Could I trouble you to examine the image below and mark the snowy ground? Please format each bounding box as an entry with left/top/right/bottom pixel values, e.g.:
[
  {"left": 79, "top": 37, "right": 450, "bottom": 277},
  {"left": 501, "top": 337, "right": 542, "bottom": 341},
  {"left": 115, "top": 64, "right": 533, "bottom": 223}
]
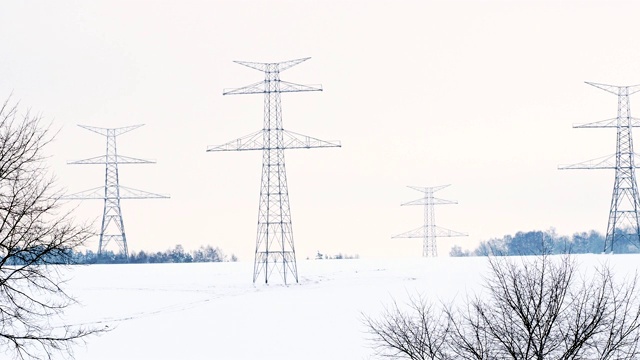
[{"left": 64, "top": 254, "right": 640, "bottom": 360}]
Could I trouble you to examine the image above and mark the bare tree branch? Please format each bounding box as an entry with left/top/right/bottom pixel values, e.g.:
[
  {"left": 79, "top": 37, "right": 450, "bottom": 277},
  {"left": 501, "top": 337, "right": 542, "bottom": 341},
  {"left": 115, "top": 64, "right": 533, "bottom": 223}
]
[
  {"left": 0, "top": 97, "right": 104, "bottom": 360},
  {"left": 363, "top": 294, "right": 451, "bottom": 360}
]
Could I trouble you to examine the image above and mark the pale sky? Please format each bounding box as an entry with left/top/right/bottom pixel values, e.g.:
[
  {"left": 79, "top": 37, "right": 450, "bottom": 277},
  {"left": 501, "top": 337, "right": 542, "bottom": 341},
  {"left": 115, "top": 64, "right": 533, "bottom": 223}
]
[{"left": 1, "top": 1, "right": 639, "bottom": 260}]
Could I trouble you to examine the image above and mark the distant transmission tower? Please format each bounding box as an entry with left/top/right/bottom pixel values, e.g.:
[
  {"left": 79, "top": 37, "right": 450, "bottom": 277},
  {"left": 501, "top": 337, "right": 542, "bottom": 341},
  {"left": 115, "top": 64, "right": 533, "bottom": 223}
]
[
  {"left": 560, "top": 82, "right": 640, "bottom": 253},
  {"left": 208, "top": 58, "right": 340, "bottom": 284},
  {"left": 66, "top": 125, "right": 169, "bottom": 257},
  {"left": 393, "top": 185, "right": 467, "bottom": 257}
]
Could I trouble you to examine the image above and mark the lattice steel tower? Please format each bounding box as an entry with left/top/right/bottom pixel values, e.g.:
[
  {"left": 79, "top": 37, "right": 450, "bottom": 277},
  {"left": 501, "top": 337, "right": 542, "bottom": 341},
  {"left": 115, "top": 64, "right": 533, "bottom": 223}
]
[
  {"left": 560, "top": 82, "right": 640, "bottom": 253},
  {"left": 208, "top": 58, "right": 340, "bottom": 284},
  {"left": 393, "top": 185, "right": 467, "bottom": 257},
  {"left": 66, "top": 125, "right": 169, "bottom": 257}
]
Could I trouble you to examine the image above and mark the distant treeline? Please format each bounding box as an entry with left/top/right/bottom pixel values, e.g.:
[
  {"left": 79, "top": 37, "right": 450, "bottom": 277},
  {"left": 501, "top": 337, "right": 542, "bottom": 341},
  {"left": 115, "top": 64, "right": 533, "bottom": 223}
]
[
  {"left": 450, "top": 229, "right": 640, "bottom": 257},
  {"left": 311, "top": 251, "right": 360, "bottom": 260},
  {"left": 7, "top": 244, "right": 234, "bottom": 265}
]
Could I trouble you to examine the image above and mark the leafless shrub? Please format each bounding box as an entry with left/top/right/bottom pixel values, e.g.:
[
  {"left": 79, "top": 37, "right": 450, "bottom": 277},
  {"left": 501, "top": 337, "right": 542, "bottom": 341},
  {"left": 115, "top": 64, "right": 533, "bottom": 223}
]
[{"left": 365, "top": 254, "right": 640, "bottom": 360}]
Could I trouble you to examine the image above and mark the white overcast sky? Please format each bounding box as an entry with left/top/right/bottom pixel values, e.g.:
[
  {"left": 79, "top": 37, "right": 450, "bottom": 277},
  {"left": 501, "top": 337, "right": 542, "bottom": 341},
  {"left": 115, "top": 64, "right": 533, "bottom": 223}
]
[{"left": 1, "top": 0, "right": 639, "bottom": 260}]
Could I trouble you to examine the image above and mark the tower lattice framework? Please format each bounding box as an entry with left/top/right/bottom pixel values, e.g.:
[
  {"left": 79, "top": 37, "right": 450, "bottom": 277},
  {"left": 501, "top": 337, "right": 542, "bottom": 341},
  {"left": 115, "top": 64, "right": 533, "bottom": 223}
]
[
  {"left": 560, "top": 82, "right": 640, "bottom": 253},
  {"left": 393, "top": 185, "right": 467, "bottom": 257},
  {"left": 208, "top": 58, "right": 340, "bottom": 284},
  {"left": 66, "top": 125, "right": 169, "bottom": 257}
]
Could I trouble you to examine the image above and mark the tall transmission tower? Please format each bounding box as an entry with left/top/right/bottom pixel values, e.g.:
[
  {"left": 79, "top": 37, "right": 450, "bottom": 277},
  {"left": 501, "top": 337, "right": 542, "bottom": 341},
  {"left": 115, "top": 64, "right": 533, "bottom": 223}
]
[
  {"left": 392, "top": 185, "right": 467, "bottom": 257},
  {"left": 66, "top": 125, "right": 169, "bottom": 257},
  {"left": 208, "top": 58, "right": 340, "bottom": 284},
  {"left": 560, "top": 82, "right": 640, "bottom": 253}
]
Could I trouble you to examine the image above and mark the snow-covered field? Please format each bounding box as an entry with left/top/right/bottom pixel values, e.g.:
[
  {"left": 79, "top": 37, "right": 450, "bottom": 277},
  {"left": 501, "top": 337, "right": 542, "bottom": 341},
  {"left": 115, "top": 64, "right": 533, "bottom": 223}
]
[{"left": 65, "top": 254, "right": 640, "bottom": 360}]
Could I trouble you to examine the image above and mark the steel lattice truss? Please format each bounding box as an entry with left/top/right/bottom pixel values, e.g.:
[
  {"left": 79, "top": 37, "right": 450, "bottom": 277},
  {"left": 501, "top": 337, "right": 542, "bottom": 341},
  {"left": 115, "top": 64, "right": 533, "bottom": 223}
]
[
  {"left": 392, "top": 185, "right": 467, "bottom": 257},
  {"left": 66, "top": 125, "right": 169, "bottom": 257},
  {"left": 560, "top": 82, "right": 640, "bottom": 252},
  {"left": 208, "top": 58, "right": 340, "bottom": 284}
]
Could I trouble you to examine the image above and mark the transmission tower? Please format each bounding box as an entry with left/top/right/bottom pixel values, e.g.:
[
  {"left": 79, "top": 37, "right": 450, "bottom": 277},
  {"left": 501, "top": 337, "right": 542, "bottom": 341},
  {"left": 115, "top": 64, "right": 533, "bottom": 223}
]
[
  {"left": 560, "top": 82, "right": 640, "bottom": 253},
  {"left": 208, "top": 58, "right": 340, "bottom": 284},
  {"left": 392, "top": 185, "right": 467, "bottom": 257},
  {"left": 66, "top": 125, "right": 169, "bottom": 257}
]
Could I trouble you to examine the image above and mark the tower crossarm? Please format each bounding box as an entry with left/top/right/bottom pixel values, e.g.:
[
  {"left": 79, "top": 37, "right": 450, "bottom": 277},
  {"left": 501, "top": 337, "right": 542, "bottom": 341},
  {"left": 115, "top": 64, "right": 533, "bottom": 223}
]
[
  {"left": 401, "top": 197, "right": 457, "bottom": 206},
  {"left": 78, "top": 124, "right": 145, "bottom": 137},
  {"left": 234, "top": 57, "right": 311, "bottom": 73},
  {"left": 223, "top": 81, "right": 322, "bottom": 95},
  {"left": 407, "top": 185, "right": 450, "bottom": 193},
  {"left": 559, "top": 154, "right": 616, "bottom": 169},
  {"left": 206, "top": 130, "right": 263, "bottom": 152},
  {"left": 392, "top": 226, "right": 468, "bottom": 239},
  {"left": 586, "top": 82, "right": 640, "bottom": 96},
  {"left": 434, "top": 226, "right": 468, "bottom": 238},
  {"left": 573, "top": 117, "right": 640, "bottom": 128},
  {"left": 392, "top": 226, "right": 426, "bottom": 239},
  {"left": 558, "top": 154, "right": 633, "bottom": 170},
  {"left": 207, "top": 129, "right": 341, "bottom": 152},
  {"left": 117, "top": 186, "right": 169, "bottom": 199},
  {"left": 281, "top": 130, "right": 341, "bottom": 149},
  {"left": 68, "top": 155, "right": 156, "bottom": 165},
  {"left": 64, "top": 186, "right": 169, "bottom": 200},
  {"left": 63, "top": 187, "right": 104, "bottom": 200}
]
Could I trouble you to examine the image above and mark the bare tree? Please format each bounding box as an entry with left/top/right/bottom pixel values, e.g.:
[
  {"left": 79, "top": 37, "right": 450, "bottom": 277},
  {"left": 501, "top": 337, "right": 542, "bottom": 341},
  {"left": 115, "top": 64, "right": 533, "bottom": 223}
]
[
  {"left": 0, "top": 98, "right": 100, "bottom": 359},
  {"left": 364, "top": 254, "right": 640, "bottom": 360}
]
